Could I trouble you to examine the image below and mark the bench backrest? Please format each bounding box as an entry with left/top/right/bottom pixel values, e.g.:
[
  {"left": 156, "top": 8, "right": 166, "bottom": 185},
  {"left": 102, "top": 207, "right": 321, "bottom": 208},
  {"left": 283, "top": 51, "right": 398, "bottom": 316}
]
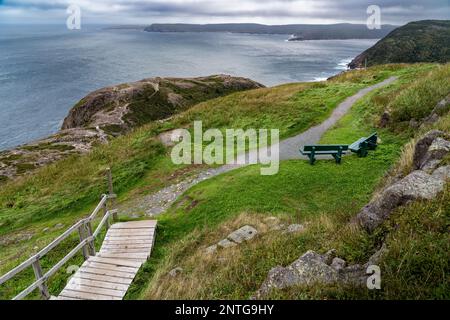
[
  {"left": 303, "top": 145, "right": 349, "bottom": 152},
  {"left": 366, "top": 132, "right": 378, "bottom": 143}
]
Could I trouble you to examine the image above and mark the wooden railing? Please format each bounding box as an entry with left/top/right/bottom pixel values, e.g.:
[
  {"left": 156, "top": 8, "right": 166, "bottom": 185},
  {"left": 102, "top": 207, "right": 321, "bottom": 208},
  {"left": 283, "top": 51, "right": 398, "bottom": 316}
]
[{"left": 0, "top": 169, "right": 118, "bottom": 300}]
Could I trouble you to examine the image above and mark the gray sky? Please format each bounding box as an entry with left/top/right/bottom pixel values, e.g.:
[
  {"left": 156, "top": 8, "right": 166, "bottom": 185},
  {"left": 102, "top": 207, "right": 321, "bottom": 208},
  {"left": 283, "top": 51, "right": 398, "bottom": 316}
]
[{"left": 0, "top": 0, "right": 449, "bottom": 25}]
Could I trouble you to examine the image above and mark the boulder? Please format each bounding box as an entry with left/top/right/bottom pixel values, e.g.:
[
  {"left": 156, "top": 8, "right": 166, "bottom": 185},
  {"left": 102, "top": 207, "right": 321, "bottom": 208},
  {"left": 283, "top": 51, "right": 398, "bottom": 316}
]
[
  {"left": 366, "top": 244, "right": 388, "bottom": 267},
  {"left": 227, "top": 225, "right": 258, "bottom": 244},
  {"left": 217, "top": 239, "right": 237, "bottom": 248},
  {"left": 283, "top": 224, "right": 305, "bottom": 234},
  {"left": 168, "top": 267, "right": 183, "bottom": 277},
  {"left": 420, "top": 137, "right": 450, "bottom": 172},
  {"left": 423, "top": 94, "right": 450, "bottom": 125},
  {"left": 413, "top": 130, "right": 445, "bottom": 169},
  {"left": 205, "top": 245, "right": 218, "bottom": 255},
  {"left": 356, "top": 170, "right": 446, "bottom": 232},
  {"left": 330, "top": 257, "right": 347, "bottom": 270},
  {"left": 379, "top": 111, "right": 390, "bottom": 128},
  {"left": 409, "top": 119, "right": 419, "bottom": 129},
  {"left": 253, "top": 250, "right": 366, "bottom": 299},
  {"left": 432, "top": 165, "right": 450, "bottom": 181}
]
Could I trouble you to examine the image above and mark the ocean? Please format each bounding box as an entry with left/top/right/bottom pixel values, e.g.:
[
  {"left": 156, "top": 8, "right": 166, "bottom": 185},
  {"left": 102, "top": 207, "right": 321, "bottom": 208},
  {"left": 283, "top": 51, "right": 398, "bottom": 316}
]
[{"left": 0, "top": 24, "right": 377, "bottom": 150}]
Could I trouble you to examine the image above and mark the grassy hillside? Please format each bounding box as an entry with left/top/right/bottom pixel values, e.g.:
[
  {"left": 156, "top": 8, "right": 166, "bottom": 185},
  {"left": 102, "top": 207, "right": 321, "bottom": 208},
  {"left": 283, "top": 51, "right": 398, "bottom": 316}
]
[
  {"left": 136, "top": 63, "right": 450, "bottom": 299},
  {"left": 0, "top": 63, "right": 447, "bottom": 299},
  {"left": 349, "top": 20, "right": 450, "bottom": 69}
]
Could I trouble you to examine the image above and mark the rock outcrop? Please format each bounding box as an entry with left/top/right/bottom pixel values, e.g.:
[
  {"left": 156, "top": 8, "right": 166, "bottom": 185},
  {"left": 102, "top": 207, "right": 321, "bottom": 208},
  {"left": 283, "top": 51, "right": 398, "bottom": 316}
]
[
  {"left": 206, "top": 225, "right": 258, "bottom": 254},
  {"left": 422, "top": 95, "right": 450, "bottom": 126},
  {"left": 356, "top": 130, "right": 450, "bottom": 232},
  {"left": 61, "top": 75, "right": 264, "bottom": 134},
  {"left": 253, "top": 247, "right": 387, "bottom": 299},
  {"left": 0, "top": 75, "right": 263, "bottom": 182},
  {"left": 254, "top": 128, "right": 448, "bottom": 298}
]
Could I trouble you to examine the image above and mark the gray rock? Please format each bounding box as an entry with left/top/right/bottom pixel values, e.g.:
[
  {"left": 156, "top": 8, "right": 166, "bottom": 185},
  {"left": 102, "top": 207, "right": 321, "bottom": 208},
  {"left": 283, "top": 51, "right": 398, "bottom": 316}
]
[
  {"left": 284, "top": 224, "right": 305, "bottom": 234},
  {"left": 432, "top": 165, "right": 450, "bottom": 181},
  {"left": 324, "top": 249, "right": 337, "bottom": 265},
  {"left": 409, "top": 119, "right": 419, "bottom": 129},
  {"left": 379, "top": 111, "right": 390, "bottom": 128},
  {"left": 168, "top": 267, "right": 183, "bottom": 277},
  {"left": 357, "top": 170, "right": 445, "bottom": 232},
  {"left": 366, "top": 244, "right": 388, "bottom": 267},
  {"left": 54, "top": 223, "right": 65, "bottom": 230},
  {"left": 253, "top": 251, "right": 339, "bottom": 298},
  {"left": 422, "top": 95, "right": 449, "bottom": 125},
  {"left": 434, "top": 94, "right": 450, "bottom": 115},
  {"left": 330, "top": 257, "right": 347, "bottom": 270},
  {"left": 421, "top": 159, "right": 443, "bottom": 173},
  {"left": 217, "top": 239, "right": 237, "bottom": 248},
  {"left": 158, "top": 129, "right": 187, "bottom": 147},
  {"left": 253, "top": 250, "right": 365, "bottom": 299},
  {"left": 205, "top": 245, "right": 218, "bottom": 255},
  {"left": 271, "top": 223, "right": 286, "bottom": 231},
  {"left": 42, "top": 227, "right": 50, "bottom": 233},
  {"left": 413, "top": 130, "right": 445, "bottom": 170},
  {"left": 227, "top": 225, "right": 258, "bottom": 244},
  {"left": 422, "top": 112, "right": 440, "bottom": 125},
  {"left": 420, "top": 137, "right": 450, "bottom": 171}
]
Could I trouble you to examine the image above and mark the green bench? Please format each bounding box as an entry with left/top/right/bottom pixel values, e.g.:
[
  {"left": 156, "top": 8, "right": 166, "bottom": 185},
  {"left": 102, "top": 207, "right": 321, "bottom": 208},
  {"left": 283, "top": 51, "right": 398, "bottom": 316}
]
[
  {"left": 349, "top": 132, "right": 378, "bottom": 157},
  {"left": 300, "top": 145, "right": 349, "bottom": 165}
]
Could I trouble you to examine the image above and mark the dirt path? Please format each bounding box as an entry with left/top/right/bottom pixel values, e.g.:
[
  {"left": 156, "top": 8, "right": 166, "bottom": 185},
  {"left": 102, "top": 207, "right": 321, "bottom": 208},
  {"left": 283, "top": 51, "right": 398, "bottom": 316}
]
[{"left": 121, "top": 77, "right": 398, "bottom": 217}]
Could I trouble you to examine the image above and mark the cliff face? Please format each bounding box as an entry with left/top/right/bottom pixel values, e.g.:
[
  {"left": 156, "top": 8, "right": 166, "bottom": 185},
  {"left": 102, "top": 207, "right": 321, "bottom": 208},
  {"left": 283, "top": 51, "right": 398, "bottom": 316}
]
[
  {"left": 349, "top": 20, "right": 450, "bottom": 69},
  {"left": 0, "top": 75, "right": 263, "bottom": 182}
]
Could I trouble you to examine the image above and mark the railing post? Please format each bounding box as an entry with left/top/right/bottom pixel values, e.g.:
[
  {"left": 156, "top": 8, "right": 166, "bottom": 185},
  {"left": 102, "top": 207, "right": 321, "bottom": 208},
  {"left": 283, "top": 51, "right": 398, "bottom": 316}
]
[
  {"left": 78, "top": 224, "right": 89, "bottom": 260},
  {"left": 103, "top": 202, "right": 110, "bottom": 231},
  {"left": 31, "top": 259, "right": 50, "bottom": 300},
  {"left": 106, "top": 168, "right": 118, "bottom": 222},
  {"left": 86, "top": 221, "right": 96, "bottom": 256}
]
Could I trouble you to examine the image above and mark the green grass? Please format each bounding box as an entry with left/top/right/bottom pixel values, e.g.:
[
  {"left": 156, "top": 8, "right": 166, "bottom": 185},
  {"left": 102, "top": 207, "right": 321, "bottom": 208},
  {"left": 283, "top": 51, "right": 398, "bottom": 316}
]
[
  {"left": 0, "top": 67, "right": 399, "bottom": 236},
  {"left": 132, "top": 63, "right": 449, "bottom": 300},
  {"left": 0, "top": 63, "right": 446, "bottom": 300}
]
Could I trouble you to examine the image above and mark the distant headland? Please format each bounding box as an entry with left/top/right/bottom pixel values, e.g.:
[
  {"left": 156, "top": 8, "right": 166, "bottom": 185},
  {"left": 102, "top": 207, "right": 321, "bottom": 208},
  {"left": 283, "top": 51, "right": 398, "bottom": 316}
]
[{"left": 144, "top": 23, "right": 398, "bottom": 40}]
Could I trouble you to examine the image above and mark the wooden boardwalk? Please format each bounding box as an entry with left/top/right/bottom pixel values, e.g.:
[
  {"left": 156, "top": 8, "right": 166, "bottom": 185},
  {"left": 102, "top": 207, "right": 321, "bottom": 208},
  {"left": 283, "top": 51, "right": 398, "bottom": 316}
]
[{"left": 53, "top": 220, "right": 157, "bottom": 300}]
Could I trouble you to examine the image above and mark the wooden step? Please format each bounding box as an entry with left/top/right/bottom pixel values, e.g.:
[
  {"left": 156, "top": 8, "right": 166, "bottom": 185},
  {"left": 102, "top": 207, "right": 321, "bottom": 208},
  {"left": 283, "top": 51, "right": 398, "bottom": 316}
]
[{"left": 56, "top": 220, "right": 157, "bottom": 300}]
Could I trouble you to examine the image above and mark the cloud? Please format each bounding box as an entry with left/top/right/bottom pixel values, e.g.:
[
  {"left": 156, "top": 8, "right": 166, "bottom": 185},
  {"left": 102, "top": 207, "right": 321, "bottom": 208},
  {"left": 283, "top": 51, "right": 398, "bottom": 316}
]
[{"left": 0, "top": 0, "right": 448, "bottom": 24}]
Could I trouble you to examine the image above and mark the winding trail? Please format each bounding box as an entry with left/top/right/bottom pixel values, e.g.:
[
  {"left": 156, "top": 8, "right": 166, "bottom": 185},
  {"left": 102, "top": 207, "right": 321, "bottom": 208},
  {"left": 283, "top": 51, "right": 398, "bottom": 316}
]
[{"left": 122, "top": 77, "right": 398, "bottom": 217}]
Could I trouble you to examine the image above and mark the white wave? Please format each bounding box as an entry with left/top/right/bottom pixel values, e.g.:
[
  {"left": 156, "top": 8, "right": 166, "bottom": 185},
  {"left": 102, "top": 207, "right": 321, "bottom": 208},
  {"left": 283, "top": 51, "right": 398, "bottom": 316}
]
[{"left": 335, "top": 58, "right": 352, "bottom": 70}]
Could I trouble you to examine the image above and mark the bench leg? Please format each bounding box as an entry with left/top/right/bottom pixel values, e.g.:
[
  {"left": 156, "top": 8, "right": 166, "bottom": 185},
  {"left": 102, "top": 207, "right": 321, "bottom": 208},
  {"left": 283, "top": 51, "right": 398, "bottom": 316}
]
[
  {"left": 333, "top": 152, "right": 343, "bottom": 164},
  {"left": 361, "top": 142, "right": 369, "bottom": 157},
  {"left": 338, "top": 150, "right": 343, "bottom": 164},
  {"left": 332, "top": 154, "right": 341, "bottom": 164},
  {"left": 309, "top": 153, "right": 316, "bottom": 165}
]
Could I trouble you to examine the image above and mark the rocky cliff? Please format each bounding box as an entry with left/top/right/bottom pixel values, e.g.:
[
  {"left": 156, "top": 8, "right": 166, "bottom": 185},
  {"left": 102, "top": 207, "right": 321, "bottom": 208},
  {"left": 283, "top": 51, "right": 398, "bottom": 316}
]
[
  {"left": 61, "top": 75, "right": 263, "bottom": 135},
  {"left": 0, "top": 75, "right": 263, "bottom": 182},
  {"left": 349, "top": 20, "right": 450, "bottom": 69}
]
